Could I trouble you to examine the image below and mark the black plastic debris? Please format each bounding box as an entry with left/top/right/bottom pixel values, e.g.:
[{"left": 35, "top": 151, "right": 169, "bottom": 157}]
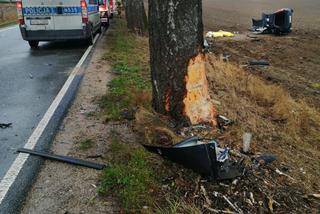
[
  {"left": 252, "top": 8, "right": 293, "bottom": 34},
  {"left": 254, "top": 153, "right": 277, "bottom": 166},
  {"left": 17, "top": 148, "right": 106, "bottom": 170},
  {"left": 248, "top": 59, "right": 270, "bottom": 66},
  {"left": 0, "top": 123, "right": 12, "bottom": 129},
  {"left": 142, "top": 137, "right": 242, "bottom": 180},
  {"left": 217, "top": 115, "right": 233, "bottom": 130}
]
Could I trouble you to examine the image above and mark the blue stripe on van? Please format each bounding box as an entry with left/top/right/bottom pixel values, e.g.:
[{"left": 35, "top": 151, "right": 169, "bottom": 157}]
[
  {"left": 87, "top": 5, "right": 98, "bottom": 13},
  {"left": 22, "top": 6, "right": 87, "bottom": 16}
]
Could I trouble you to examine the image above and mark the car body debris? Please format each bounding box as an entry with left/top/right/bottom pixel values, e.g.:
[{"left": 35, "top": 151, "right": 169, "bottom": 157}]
[
  {"left": 142, "top": 136, "right": 242, "bottom": 180},
  {"left": 242, "top": 132, "right": 252, "bottom": 153},
  {"left": 251, "top": 8, "right": 293, "bottom": 35},
  {"left": 17, "top": 148, "right": 106, "bottom": 170},
  {"left": 254, "top": 153, "right": 277, "bottom": 166},
  {"left": 217, "top": 115, "right": 233, "bottom": 130},
  {"left": 0, "top": 123, "right": 12, "bottom": 129},
  {"left": 248, "top": 59, "right": 270, "bottom": 66}
]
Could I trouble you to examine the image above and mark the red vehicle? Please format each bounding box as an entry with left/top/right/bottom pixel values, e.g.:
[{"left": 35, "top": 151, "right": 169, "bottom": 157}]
[
  {"left": 109, "top": 0, "right": 114, "bottom": 18},
  {"left": 99, "top": 0, "right": 110, "bottom": 27}
]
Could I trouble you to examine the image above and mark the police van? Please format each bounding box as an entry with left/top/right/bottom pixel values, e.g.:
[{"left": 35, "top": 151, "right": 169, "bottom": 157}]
[{"left": 16, "top": 0, "right": 102, "bottom": 48}]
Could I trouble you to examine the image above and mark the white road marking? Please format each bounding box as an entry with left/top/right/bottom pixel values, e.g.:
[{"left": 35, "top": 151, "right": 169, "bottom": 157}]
[
  {"left": 0, "top": 25, "right": 18, "bottom": 33},
  {"left": 0, "top": 34, "right": 100, "bottom": 204}
]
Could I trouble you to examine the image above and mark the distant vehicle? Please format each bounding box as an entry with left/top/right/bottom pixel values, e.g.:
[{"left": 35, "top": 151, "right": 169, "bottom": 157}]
[
  {"left": 16, "top": 0, "right": 102, "bottom": 48},
  {"left": 109, "top": 0, "right": 114, "bottom": 18},
  {"left": 99, "top": 0, "right": 110, "bottom": 27}
]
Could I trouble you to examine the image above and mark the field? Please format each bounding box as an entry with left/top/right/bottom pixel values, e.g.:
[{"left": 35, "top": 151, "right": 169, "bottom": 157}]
[
  {"left": 203, "top": 0, "right": 320, "bottom": 108},
  {"left": 0, "top": 3, "right": 16, "bottom": 27},
  {"left": 203, "top": 0, "right": 320, "bottom": 193}
]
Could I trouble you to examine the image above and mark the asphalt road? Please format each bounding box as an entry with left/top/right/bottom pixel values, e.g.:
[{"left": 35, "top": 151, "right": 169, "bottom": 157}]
[{"left": 0, "top": 26, "right": 87, "bottom": 179}]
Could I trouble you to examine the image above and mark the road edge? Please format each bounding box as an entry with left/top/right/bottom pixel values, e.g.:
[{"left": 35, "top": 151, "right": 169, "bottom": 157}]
[{"left": 0, "top": 34, "right": 100, "bottom": 214}]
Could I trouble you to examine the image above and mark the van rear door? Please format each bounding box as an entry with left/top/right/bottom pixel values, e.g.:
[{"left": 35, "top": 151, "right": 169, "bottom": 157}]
[
  {"left": 22, "top": 0, "right": 56, "bottom": 31},
  {"left": 50, "top": 0, "right": 83, "bottom": 31}
]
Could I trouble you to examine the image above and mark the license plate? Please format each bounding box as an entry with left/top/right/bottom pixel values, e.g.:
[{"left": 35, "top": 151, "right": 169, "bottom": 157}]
[
  {"left": 30, "top": 19, "right": 49, "bottom": 25},
  {"left": 101, "top": 18, "right": 108, "bottom": 22}
]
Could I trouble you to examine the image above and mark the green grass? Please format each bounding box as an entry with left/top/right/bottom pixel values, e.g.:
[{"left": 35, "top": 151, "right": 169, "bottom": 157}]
[
  {"left": 98, "top": 139, "right": 157, "bottom": 211},
  {"left": 99, "top": 19, "right": 151, "bottom": 121},
  {"left": 312, "top": 83, "right": 320, "bottom": 90},
  {"left": 78, "top": 139, "right": 94, "bottom": 150},
  {"left": 98, "top": 18, "right": 201, "bottom": 213},
  {"left": 0, "top": 20, "right": 15, "bottom": 28}
]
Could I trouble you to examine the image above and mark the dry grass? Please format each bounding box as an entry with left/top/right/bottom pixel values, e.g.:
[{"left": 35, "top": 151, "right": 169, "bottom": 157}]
[
  {"left": 206, "top": 55, "right": 320, "bottom": 191},
  {"left": 135, "top": 107, "right": 183, "bottom": 146}
]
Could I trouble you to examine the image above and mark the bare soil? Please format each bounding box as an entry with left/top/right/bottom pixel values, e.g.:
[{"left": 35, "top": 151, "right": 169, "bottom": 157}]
[
  {"left": 21, "top": 30, "right": 120, "bottom": 214},
  {"left": 203, "top": 0, "right": 320, "bottom": 108}
]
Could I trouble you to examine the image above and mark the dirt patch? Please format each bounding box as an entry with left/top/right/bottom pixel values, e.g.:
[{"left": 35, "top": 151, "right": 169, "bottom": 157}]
[
  {"left": 209, "top": 32, "right": 320, "bottom": 109},
  {"left": 202, "top": 0, "right": 320, "bottom": 109},
  {"left": 20, "top": 30, "right": 119, "bottom": 214}
]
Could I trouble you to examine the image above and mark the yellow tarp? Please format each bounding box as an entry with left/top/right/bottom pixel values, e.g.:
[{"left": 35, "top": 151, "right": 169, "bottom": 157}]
[{"left": 206, "top": 30, "right": 235, "bottom": 38}]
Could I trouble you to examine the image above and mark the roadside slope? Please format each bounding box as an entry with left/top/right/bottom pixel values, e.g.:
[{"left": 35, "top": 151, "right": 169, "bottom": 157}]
[{"left": 21, "top": 29, "right": 117, "bottom": 214}]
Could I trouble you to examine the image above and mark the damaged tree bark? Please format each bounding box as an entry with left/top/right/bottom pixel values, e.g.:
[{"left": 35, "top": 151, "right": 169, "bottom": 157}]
[
  {"left": 125, "top": 0, "right": 148, "bottom": 35},
  {"left": 149, "top": 0, "right": 217, "bottom": 126}
]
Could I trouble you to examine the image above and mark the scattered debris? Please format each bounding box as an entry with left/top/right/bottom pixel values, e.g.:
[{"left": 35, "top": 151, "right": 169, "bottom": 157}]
[
  {"left": 17, "top": 148, "right": 106, "bottom": 170},
  {"left": 217, "top": 115, "right": 233, "bottom": 130},
  {"left": 142, "top": 136, "right": 242, "bottom": 180},
  {"left": 242, "top": 132, "right": 252, "bottom": 153},
  {"left": 220, "top": 53, "right": 231, "bottom": 62},
  {"left": 120, "top": 109, "right": 135, "bottom": 120},
  {"left": 254, "top": 154, "right": 277, "bottom": 166},
  {"left": 268, "top": 196, "right": 274, "bottom": 213},
  {"left": 0, "top": 123, "right": 12, "bottom": 129},
  {"left": 308, "top": 194, "right": 320, "bottom": 199},
  {"left": 86, "top": 154, "right": 103, "bottom": 159},
  {"left": 275, "top": 168, "right": 295, "bottom": 181},
  {"left": 248, "top": 59, "right": 270, "bottom": 66},
  {"left": 204, "top": 39, "right": 209, "bottom": 52},
  {"left": 206, "top": 30, "right": 235, "bottom": 38},
  {"left": 251, "top": 8, "right": 293, "bottom": 34},
  {"left": 201, "top": 185, "right": 212, "bottom": 206},
  {"left": 211, "top": 191, "right": 244, "bottom": 214}
]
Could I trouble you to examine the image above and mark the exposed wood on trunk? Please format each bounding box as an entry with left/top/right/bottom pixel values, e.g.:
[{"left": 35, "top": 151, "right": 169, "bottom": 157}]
[
  {"left": 149, "top": 0, "right": 217, "bottom": 126},
  {"left": 125, "top": 0, "right": 148, "bottom": 35}
]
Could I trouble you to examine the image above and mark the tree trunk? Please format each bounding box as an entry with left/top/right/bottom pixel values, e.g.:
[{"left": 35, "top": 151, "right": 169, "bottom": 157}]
[
  {"left": 125, "top": 0, "right": 148, "bottom": 35},
  {"left": 149, "top": 0, "right": 217, "bottom": 127}
]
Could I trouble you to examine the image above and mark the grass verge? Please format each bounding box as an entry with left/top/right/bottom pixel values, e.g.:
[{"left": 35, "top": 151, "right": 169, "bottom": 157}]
[
  {"left": 98, "top": 19, "right": 200, "bottom": 213},
  {"left": 99, "top": 19, "right": 151, "bottom": 121},
  {"left": 98, "top": 137, "right": 157, "bottom": 211},
  {"left": 98, "top": 16, "right": 319, "bottom": 213},
  {"left": 98, "top": 18, "right": 156, "bottom": 212}
]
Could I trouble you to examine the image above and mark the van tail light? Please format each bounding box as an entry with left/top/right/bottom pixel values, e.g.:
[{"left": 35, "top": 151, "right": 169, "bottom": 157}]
[
  {"left": 16, "top": 0, "right": 24, "bottom": 25},
  {"left": 80, "top": 0, "right": 88, "bottom": 23}
]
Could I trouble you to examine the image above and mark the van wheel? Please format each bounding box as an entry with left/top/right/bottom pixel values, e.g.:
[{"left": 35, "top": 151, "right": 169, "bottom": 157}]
[{"left": 28, "top": 41, "right": 39, "bottom": 48}]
